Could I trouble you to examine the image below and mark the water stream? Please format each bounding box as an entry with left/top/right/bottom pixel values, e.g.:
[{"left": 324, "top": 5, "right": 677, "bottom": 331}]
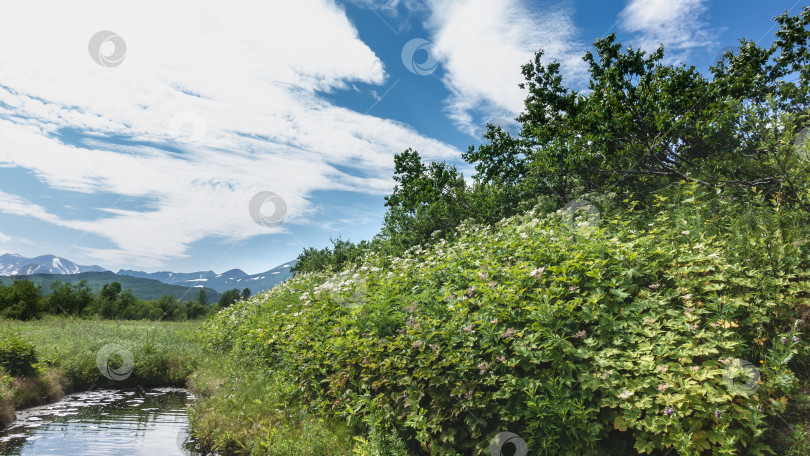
[{"left": 0, "top": 388, "right": 202, "bottom": 455}]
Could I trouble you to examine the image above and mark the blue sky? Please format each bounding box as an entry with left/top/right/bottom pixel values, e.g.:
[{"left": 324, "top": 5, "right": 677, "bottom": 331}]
[{"left": 0, "top": 0, "right": 803, "bottom": 274}]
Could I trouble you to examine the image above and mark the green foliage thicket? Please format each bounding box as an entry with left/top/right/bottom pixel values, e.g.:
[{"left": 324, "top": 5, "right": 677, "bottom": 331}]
[
  {"left": 0, "top": 279, "right": 220, "bottom": 321},
  {"left": 291, "top": 237, "right": 373, "bottom": 275},
  {"left": 468, "top": 7, "right": 810, "bottom": 202},
  {"left": 202, "top": 183, "right": 810, "bottom": 455},
  {"left": 291, "top": 8, "right": 810, "bottom": 273},
  {"left": 0, "top": 332, "right": 38, "bottom": 376},
  {"left": 244, "top": 10, "right": 810, "bottom": 454}
]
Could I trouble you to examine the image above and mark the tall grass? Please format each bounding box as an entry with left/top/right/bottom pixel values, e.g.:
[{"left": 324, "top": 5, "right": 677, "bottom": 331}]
[{"left": 0, "top": 317, "right": 207, "bottom": 427}]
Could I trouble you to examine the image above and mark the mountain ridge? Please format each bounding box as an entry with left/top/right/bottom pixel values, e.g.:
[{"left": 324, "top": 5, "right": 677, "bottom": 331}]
[
  {"left": 1, "top": 253, "right": 295, "bottom": 294},
  {"left": 0, "top": 253, "right": 108, "bottom": 276}
]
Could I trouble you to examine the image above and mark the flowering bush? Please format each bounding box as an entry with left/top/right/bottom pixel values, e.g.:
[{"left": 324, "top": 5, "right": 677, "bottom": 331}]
[{"left": 201, "top": 183, "right": 810, "bottom": 455}]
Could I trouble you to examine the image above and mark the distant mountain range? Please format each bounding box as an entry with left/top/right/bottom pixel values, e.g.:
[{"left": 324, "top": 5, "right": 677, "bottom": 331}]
[
  {"left": 117, "top": 262, "right": 294, "bottom": 294},
  {"left": 0, "top": 253, "right": 108, "bottom": 276},
  {"left": 0, "top": 253, "right": 295, "bottom": 295}
]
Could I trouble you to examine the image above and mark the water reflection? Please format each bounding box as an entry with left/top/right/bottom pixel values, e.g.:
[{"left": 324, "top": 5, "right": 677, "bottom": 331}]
[{"left": 0, "top": 388, "right": 201, "bottom": 456}]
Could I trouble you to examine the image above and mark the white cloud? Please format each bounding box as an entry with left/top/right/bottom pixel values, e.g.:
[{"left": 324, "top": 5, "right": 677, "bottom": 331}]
[
  {"left": 0, "top": 0, "right": 460, "bottom": 269},
  {"left": 0, "top": 232, "right": 12, "bottom": 243},
  {"left": 423, "top": 0, "right": 587, "bottom": 135},
  {"left": 619, "top": 0, "right": 715, "bottom": 61}
]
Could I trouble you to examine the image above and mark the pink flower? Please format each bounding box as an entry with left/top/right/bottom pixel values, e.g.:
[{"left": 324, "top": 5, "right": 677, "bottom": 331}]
[
  {"left": 501, "top": 327, "right": 516, "bottom": 339},
  {"left": 658, "top": 383, "right": 670, "bottom": 392},
  {"left": 496, "top": 355, "right": 507, "bottom": 363},
  {"left": 656, "top": 365, "right": 668, "bottom": 373},
  {"left": 466, "top": 287, "right": 476, "bottom": 297},
  {"left": 619, "top": 390, "right": 633, "bottom": 399},
  {"left": 478, "top": 362, "right": 490, "bottom": 375},
  {"left": 573, "top": 330, "right": 586, "bottom": 339},
  {"left": 462, "top": 324, "right": 475, "bottom": 333},
  {"left": 412, "top": 341, "right": 424, "bottom": 349},
  {"left": 530, "top": 267, "right": 546, "bottom": 279}
]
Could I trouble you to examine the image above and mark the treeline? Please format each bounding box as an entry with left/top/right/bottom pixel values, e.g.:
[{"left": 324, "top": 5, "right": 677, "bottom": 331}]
[
  {"left": 292, "top": 7, "right": 810, "bottom": 275},
  {"left": 0, "top": 279, "right": 251, "bottom": 321}
]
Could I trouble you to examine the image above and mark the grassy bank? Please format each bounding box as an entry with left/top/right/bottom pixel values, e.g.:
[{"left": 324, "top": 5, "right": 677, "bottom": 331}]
[
  {"left": 193, "top": 184, "right": 810, "bottom": 455},
  {"left": 0, "top": 317, "right": 219, "bottom": 428}
]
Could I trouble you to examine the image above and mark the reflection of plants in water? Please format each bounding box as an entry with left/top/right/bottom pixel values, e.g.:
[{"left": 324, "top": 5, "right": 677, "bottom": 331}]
[
  {"left": 0, "top": 436, "right": 27, "bottom": 454},
  {"left": 0, "top": 389, "right": 194, "bottom": 453}
]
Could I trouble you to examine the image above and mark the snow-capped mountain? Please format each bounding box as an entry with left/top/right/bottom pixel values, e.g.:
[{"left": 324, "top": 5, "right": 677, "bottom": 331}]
[
  {"left": 0, "top": 253, "right": 109, "bottom": 276},
  {"left": 116, "top": 262, "right": 294, "bottom": 294},
  {"left": 1, "top": 252, "right": 294, "bottom": 294},
  {"left": 116, "top": 269, "right": 219, "bottom": 285}
]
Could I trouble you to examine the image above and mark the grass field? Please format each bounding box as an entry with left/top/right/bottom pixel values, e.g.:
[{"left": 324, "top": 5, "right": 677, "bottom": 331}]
[
  {"left": 0, "top": 316, "right": 347, "bottom": 455},
  {"left": 0, "top": 317, "right": 220, "bottom": 427}
]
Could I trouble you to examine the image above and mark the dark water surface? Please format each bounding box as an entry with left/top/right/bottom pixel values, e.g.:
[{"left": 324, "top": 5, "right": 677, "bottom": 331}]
[{"left": 0, "top": 388, "right": 201, "bottom": 455}]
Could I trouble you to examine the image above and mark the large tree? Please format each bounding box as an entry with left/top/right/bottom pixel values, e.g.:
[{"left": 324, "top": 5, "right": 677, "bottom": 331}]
[{"left": 465, "top": 7, "right": 810, "bottom": 201}]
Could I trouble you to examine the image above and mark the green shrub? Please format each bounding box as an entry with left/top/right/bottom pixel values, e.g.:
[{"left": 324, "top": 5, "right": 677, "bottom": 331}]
[
  {"left": 0, "top": 332, "right": 38, "bottom": 376},
  {"left": 202, "top": 183, "right": 810, "bottom": 455}
]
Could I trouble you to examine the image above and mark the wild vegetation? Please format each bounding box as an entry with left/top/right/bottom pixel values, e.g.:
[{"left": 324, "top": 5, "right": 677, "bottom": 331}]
[
  {"left": 192, "top": 8, "right": 810, "bottom": 455},
  {"left": 0, "top": 271, "right": 222, "bottom": 301},
  {"left": 0, "top": 318, "right": 212, "bottom": 427},
  {"left": 1, "top": 7, "right": 809, "bottom": 456},
  {"left": 0, "top": 278, "right": 246, "bottom": 321}
]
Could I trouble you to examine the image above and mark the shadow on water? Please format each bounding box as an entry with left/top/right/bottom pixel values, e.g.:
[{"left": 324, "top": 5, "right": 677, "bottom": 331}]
[{"left": 0, "top": 388, "right": 203, "bottom": 456}]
